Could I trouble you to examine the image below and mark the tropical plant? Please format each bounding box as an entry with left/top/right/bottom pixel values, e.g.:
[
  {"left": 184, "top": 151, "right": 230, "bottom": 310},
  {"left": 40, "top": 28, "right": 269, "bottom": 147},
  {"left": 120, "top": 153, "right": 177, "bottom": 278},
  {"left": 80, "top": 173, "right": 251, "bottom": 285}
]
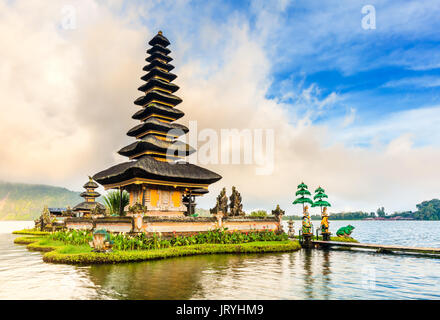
[
  {"left": 292, "top": 182, "right": 313, "bottom": 210},
  {"left": 103, "top": 190, "right": 129, "bottom": 216},
  {"left": 249, "top": 210, "right": 268, "bottom": 217},
  {"left": 49, "top": 228, "right": 289, "bottom": 251}
]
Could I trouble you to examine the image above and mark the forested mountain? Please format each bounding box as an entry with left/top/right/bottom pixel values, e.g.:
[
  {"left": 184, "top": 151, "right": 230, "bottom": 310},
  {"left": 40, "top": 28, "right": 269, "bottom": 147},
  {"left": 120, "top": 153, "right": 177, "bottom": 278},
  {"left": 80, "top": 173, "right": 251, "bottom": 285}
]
[{"left": 0, "top": 181, "right": 82, "bottom": 220}]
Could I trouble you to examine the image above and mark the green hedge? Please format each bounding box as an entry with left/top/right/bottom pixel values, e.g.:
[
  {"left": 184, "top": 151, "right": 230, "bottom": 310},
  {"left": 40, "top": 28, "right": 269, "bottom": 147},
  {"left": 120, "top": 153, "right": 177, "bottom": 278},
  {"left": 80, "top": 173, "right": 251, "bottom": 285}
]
[
  {"left": 43, "top": 241, "right": 301, "bottom": 265},
  {"left": 12, "top": 229, "right": 50, "bottom": 236},
  {"left": 49, "top": 229, "right": 289, "bottom": 250},
  {"left": 13, "top": 236, "right": 43, "bottom": 245},
  {"left": 14, "top": 234, "right": 301, "bottom": 265}
]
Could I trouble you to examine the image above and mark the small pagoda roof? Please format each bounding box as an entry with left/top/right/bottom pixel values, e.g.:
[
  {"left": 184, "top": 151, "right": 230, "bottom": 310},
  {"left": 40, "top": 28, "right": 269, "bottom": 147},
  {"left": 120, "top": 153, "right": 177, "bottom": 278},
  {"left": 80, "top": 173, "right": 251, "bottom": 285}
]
[
  {"left": 83, "top": 178, "right": 99, "bottom": 189},
  {"left": 127, "top": 118, "right": 188, "bottom": 137},
  {"left": 148, "top": 31, "right": 170, "bottom": 47},
  {"left": 132, "top": 103, "right": 184, "bottom": 121},
  {"left": 80, "top": 191, "right": 101, "bottom": 198},
  {"left": 118, "top": 136, "right": 195, "bottom": 158},
  {"left": 191, "top": 188, "right": 209, "bottom": 196},
  {"left": 93, "top": 157, "right": 222, "bottom": 187},
  {"left": 141, "top": 68, "right": 177, "bottom": 82},
  {"left": 73, "top": 201, "right": 105, "bottom": 212},
  {"left": 138, "top": 78, "right": 179, "bottom": 93},
  {"left": 143, "top": 60, "right": 174, "bottom": 72},
  {"left": 147, "top": 44, "right": 171, "bottom": 55},
  {"left": 48, "top": 208, "right": 66, "bottom": 215},
  {"left": 134, "top": 90, "right": 182, "bottom": 107}
]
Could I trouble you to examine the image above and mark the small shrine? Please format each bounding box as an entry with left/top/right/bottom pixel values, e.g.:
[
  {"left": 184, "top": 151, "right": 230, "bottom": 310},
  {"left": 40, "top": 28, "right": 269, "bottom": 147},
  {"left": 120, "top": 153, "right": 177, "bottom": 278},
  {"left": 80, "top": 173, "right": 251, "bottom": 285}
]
[{"left": 73, "top": 177, "right": 106, "bottom": 217}]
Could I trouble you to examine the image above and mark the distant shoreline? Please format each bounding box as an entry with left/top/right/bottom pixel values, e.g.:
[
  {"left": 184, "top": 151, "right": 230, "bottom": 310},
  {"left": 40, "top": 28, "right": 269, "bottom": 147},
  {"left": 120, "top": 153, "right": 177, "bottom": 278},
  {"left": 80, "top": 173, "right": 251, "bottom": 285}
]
[{"left": 282, "top": 216, "right": 423, "bottom": 221}]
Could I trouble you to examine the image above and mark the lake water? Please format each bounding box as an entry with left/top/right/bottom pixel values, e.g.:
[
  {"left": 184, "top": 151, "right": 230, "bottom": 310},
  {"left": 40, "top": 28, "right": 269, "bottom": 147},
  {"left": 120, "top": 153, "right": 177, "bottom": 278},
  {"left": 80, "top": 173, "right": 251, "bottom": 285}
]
[{"left": 1, "top": 220, "right": 440, "bottom": 300}]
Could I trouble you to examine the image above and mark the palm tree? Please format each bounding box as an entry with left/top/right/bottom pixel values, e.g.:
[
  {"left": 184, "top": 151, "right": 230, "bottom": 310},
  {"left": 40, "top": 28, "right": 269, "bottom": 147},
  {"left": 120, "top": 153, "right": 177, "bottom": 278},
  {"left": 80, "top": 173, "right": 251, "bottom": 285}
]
[{"left": 103, "top": 190, "right": 130, "bottom": 216}]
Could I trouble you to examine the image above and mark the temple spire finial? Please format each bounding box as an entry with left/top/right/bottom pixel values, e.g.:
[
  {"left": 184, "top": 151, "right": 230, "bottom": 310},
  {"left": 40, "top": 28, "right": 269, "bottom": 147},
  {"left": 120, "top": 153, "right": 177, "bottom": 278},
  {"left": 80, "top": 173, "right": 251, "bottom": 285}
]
[{"left": 158, "top": 30, "right": 162, "bottom": 35}]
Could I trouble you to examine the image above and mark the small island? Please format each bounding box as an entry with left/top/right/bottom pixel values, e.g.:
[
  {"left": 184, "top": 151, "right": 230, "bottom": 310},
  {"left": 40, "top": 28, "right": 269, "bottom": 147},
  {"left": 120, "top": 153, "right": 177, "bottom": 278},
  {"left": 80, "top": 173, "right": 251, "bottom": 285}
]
[{"left": 12, "top": 32, "right": 304, "bottom": 265}]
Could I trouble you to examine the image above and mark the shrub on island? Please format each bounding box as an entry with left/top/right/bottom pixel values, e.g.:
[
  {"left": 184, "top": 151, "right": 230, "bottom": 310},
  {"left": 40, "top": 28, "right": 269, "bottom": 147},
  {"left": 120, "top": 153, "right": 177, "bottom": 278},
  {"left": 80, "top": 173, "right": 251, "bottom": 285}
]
[
  {"left": 43, "top": 241, "right": 301, "bottom": 265},
  {"left": 12, "top": 229, "right": 50, "bottom": 236},
  {"left": 48, "top": 228, "right": 289, "bottom": 251}
]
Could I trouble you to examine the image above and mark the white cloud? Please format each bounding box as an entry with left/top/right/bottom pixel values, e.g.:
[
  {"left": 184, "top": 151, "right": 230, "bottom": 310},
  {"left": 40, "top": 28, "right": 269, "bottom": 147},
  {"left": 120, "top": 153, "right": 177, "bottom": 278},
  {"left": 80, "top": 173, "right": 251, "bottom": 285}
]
[
  {"left": 0, "top": 0, "right": 439, "bottom": 216},
  {"left": 342, "top": 107, "right": 356, "bottom": 127},
  {"left": 383, "top": 76, "right": 440, "bottom": 88}
]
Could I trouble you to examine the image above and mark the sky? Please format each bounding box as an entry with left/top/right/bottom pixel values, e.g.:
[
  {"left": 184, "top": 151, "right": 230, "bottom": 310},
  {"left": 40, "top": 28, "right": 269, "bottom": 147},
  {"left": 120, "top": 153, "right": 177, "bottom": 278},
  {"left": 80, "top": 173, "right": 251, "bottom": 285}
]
[{"left": 0, "top": 0, "right": 439, "bottom": 215}]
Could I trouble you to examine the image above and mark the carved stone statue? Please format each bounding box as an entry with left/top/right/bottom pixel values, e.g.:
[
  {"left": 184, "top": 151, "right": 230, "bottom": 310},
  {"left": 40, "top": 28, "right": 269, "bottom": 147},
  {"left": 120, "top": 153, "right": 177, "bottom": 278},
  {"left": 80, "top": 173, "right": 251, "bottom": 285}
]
[
  {"left": 210, "top": 187, "right": 228, "bottom": 215},
  {"left": 288, "top": 218, "right": 295, "bottom": 238},
  {"left": 272, "top": 204, "right": 285, "bottom": 219},
  {"left": 34, "top": 205, "right": 53, "bottom": 231},
  {"left": 89, "top": 229, "right": 114, "bottom": 252},
  {"left": 302, "top": 205, "right": 312, "bottom": 235},
  {"left": 42, "top": 205, "right": 51, "bottom": 225},
  {"left": 272, "top": 204, "right": 285, "bottom": 233},
  {"left": 128, "top": 202, "right": 148, "bottom": 215},
  {"left": 229, "top": 186, "right": 244, "bottom": 216},
  {"left": 320, "top": 207, "right": 329, "bottom": 233},
  {"left": 92, "top": 204, "right": 106, "bottom": 217},
  {"left": 64, "top": 206, "right": 74, "bottom": 217}
]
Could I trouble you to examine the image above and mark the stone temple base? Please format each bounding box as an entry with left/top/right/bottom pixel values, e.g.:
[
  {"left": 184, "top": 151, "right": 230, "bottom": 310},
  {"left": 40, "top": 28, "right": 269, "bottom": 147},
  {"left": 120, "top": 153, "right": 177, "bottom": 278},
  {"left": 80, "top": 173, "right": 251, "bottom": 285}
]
[{"left": 64, "top": 214, "right": 283, "bottom": 236}]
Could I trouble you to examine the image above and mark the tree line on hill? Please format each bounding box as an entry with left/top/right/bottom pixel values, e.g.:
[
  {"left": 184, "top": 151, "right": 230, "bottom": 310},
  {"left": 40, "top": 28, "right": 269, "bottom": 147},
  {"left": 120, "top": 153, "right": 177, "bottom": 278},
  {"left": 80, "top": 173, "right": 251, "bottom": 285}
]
[
  {"left": 274, "top": 199, "right": 440, "bottom": 221},
  {"left": 0, "top": 181, "right": 83, "bottom": 220},
  {"left": 300, "top": 199, "right": 440, "bottom": 220}
]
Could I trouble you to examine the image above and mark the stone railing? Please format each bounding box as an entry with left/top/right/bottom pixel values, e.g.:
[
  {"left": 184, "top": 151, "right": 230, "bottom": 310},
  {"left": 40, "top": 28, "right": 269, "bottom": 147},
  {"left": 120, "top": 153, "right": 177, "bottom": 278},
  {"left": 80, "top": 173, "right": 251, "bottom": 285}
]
[{"left": 65, "top": 213, "right": 282, "bottom": 236}]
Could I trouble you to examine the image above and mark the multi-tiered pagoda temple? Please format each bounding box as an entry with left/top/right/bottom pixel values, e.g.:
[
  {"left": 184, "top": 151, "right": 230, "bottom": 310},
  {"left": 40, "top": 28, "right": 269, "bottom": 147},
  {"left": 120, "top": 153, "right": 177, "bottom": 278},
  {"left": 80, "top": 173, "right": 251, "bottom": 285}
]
[{"left": 93, "top": 31, "right": 221, "bottom": 216}]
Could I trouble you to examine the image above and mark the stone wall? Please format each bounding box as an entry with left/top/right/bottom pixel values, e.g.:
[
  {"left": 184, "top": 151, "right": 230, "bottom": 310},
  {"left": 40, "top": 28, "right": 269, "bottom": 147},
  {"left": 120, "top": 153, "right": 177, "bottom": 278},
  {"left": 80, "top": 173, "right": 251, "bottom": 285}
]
[{"left": 65, "top": 214, "right": 282, "bottom": 235}]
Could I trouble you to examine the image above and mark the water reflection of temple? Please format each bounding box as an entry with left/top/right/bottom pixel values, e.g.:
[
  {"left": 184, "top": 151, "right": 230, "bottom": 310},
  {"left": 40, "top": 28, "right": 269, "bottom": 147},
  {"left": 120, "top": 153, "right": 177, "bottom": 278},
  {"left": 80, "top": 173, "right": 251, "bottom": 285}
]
[{"left": 87, "top": 256, "right": 214, "bottom": 299}]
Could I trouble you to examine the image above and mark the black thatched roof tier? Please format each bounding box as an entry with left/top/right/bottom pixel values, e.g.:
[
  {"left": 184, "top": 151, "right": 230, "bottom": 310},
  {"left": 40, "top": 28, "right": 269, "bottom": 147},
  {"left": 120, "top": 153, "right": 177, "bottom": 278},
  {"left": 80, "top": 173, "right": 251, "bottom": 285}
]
[
  {"left": 148, "top": 32, "right": 170, "bottom": 47},
  {"left": 127, "top": 118, "right": 188, "bottom": 137},
  {"left": 134, "top": 90, "right": 182, "bottom": 107},
  {"left": 83, "top": 179, "right": 99, "bottom": 189},
  {"left": 191, "top": 188, "right": 209, "bottom": 195},
  {"left": 92, "top": 31, "right": 222, "bottom": 190},
  {"left": 80, "top": 191, "right": 101, "bottom": 198},
  {"left": 132, "top": 103, "right": 184, "bottom": 121},
  {"left": 93, "top": 156, "right": 222, "bottom": 187},
  {"left": 138, "top": 78, "right": 179, "bottom": 93},
  {"left": 73, "top": 201, "right": 105, "bottom": 212},
  {"left": 147, "top": 44, "right": 171, "bottom": 55},
  {"left": 118, "top": 136, "right": 195, "bottom": 159},
  {"left": 146, "top": 51, "right": 173, "bottom": 63},
  {"left": 143, "top": 60, "right": 174, "bottom": 72},
  {"left": 141, "top": 68, "right": 177, "bottom": 82}
]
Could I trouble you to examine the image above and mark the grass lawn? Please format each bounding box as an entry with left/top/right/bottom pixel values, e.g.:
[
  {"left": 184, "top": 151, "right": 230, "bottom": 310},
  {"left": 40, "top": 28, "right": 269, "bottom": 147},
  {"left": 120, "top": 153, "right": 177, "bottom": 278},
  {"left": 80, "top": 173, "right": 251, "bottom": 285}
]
[
  {"left": 13, "top": 234, "right": 301, "bottom": 265},
  {"left": 292, "top": 235, "right": 358, "bottom": 243},
  {"left": 12, "top": 229, "right": 50, "bottom": 236}
]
